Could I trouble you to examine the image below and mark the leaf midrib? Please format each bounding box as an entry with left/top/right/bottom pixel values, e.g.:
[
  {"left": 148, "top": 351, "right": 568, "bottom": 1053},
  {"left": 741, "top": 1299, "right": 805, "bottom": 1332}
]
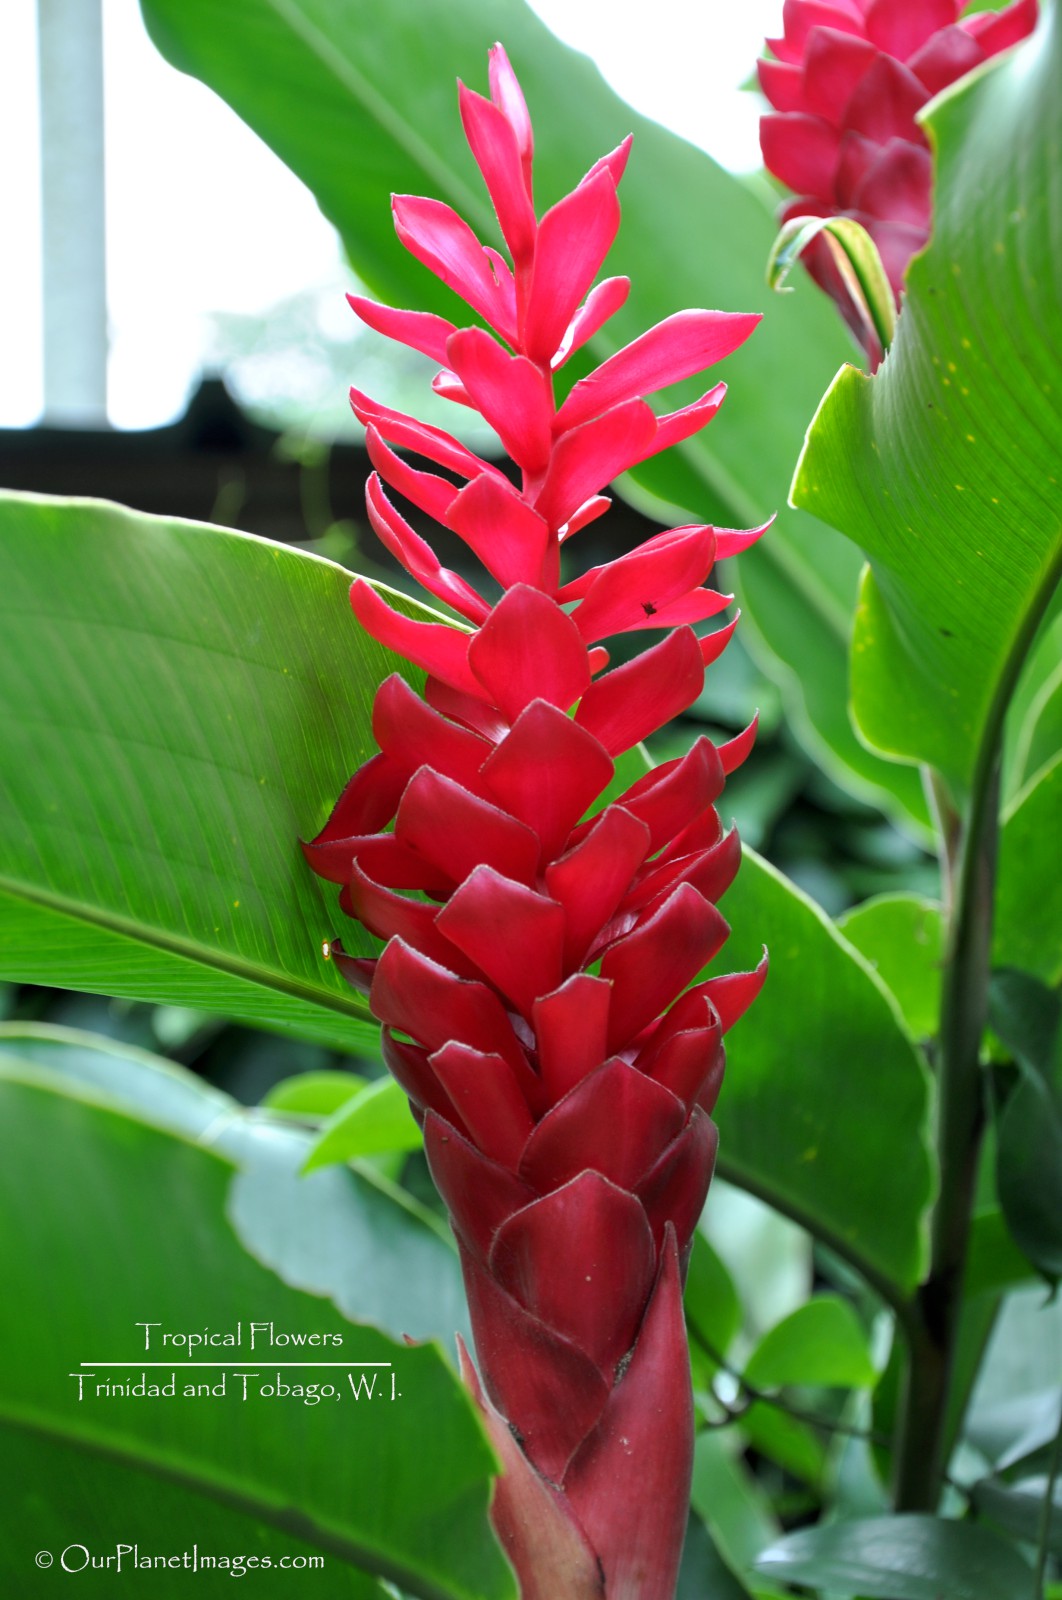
[
  {"left": 0, "top": 1403, "right": 469, "bottom": 1600},
  {"left": 0, "top": 874, "right": 373, "bottom": 1025}
]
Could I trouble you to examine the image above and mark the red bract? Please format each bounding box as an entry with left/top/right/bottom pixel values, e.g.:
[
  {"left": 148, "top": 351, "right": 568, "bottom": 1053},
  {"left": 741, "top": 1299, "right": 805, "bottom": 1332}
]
[
  {"left": 305, "top": 43, "right": 767, "bottom": 1599},
  {"left": 759, "top": 0, "right": 1038, "bottom": 334}
]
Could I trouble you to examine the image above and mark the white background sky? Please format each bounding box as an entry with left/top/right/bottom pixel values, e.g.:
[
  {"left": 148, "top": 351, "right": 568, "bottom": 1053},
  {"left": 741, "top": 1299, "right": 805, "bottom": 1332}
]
[{"left": 0, "top": 0, "right": 780, "bottom": 431}]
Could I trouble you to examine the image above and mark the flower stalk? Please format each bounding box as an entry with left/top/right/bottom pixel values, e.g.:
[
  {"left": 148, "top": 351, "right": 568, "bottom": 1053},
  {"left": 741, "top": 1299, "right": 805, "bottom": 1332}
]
[{"left": 304, "top": 44, "right": 766, "bottom": 1597}]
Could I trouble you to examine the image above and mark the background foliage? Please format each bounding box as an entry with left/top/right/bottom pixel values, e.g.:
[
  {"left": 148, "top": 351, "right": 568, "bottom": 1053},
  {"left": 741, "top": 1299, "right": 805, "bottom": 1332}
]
[{"left": 1, "top": 0, "right": 1059, "bottom": 1595}]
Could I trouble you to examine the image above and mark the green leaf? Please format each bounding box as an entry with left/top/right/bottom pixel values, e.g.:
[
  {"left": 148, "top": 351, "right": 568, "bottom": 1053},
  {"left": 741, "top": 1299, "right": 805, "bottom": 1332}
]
[
  {"left": 995, "top": 753, "right": 1062, "bottom": 986},
  {"left": 685, "top": 1231, "right": 742, "bottom": 1366},
  {"left": 793, "top": 9, "right": 1062, "bottom": 799},
  {"left": 0, "top": 493, "right": 415, "bottom": 1052},
  {"left": 3, "top": 1424, "right": 388, "bottom": 1595},
  {"left": 263, "top": 1069, "right": 369, "bottom": 1115},
  {"left": 737, "top": 1401, "right": 829, "bottom": 1492},
  {"left": 0, "top": 1068, "right": 514, "bottom": 1600},
  {"left": 744, "top": 1297, "right": 877, "bottom": 1392},
  {"left": 714, "top": 849, "right": 934, "bottom": 1299},
  {"left": 690, "top": 1431, "right": 785, "bottom": 1599},
  {"left": 837, "top": 893, "right": 945, "bottom": 1041},
  {"left": 303, "top": 1076, "right": 423, "bottom": 1173},
  {"left": 988, "top": 970, "right": 1062, "bottom": 1279},
  {"left": 677, "top": 1509, "right": 757, "bottom": 1600},
  {"left": 965, "top": 1207, "right": 1039, "bottom": 1298},
  {"left": 1007, "top": 607, "right": 1062, "bottom": 796},
  {"left": 755, "top": 1514, "right": 1033, "bottom": 1599},
  {"left": 138, "top": 0, "right": 930, "bottom": 835},
  {"left": 0, "top": 1020, "right": 236, "bottom": 1143},
  {"left": 0, "top": 1024, "right": 469, "bottom": 1349},
  {"left": 972, "top": 1473, "right": 1062, "bottom": 1555}
]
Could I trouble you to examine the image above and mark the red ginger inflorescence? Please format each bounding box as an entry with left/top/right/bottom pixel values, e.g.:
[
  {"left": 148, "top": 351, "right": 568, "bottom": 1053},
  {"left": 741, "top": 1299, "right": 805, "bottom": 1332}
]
[
  {"left": 759, "top": 0, "right": 1038, "bottom": 338},
  {"left": 305, "top": 44, "right": 767, "bottom": 1600}
]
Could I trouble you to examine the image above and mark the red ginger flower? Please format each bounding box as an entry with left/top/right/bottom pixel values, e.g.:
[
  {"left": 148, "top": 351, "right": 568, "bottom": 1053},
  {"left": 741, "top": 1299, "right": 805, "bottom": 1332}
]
[
  {"left": 759, "top": 0, "right": 1038, "bottom": 335},
  {"left": 304, "top": 44, "right": 767, "bottom": 1599}
]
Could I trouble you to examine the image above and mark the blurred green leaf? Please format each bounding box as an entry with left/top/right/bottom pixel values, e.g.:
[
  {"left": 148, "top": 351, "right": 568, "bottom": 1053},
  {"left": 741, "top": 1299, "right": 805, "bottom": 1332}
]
[
  {"left": 995, "top": 754, "right": 1062, "bottom": 986},
  {"left": 757, "top": 1515, "right": 1033, "bottom": 1598},
  {"left": 303, "top": 1076, "right": 422, "bottom": 1172},
  {"left": 744, "top": 1296, "right": 877, "bottom": 1392},
  {"left": 965, "top": 1207, "right": 1039, "bottom": 1298},
  {"left": 263, "top": 1069, "right": 369, "bottom": 1115},
  {"left": 837, "top": 893, "right": 945, "bottom": 1041},
  {"left": 690, "top": 1431, "right": 786, "bottom": 1599},
  {"left": 685, "top": 1231, "right": 742, "bottom": 1365},
  {"left": 0, "top": 1067, "right": 513, "bottom": 1600},
  {"left": 793, "top": 9, "right": 1062, "bottom": 800},
  {"left": 988, "top": 970, "right": 1062, "bottom": 1279},
  {"left": 139, "top": 0, "right": 930, "bottom": 834},
  {"left": 677, "top": 1508, "right": 757, "bottom": 1600},
  {"left": 0, "top": 1024, "right": 469, "bottom": 1348},
  {"left": 0, "top": 1020, "right": 235, "bottom": 1142},
  {"left": 972, "top": 1472, "right": 1062, "bottom": 1555},
  {"left": 737, "top": 1401, "right": 828, "bottom": 1492},
  {"left": 1008, "top": 612, "right": 1062, "bottom": 798},
  {"left": 968, "top": 1387, "right": 1062, "bottom": 1475}
]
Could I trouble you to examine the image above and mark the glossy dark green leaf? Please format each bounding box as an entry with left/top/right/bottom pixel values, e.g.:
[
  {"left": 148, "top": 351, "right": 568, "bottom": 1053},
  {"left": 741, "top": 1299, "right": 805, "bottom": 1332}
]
[
  {"left": 837, "top": 894, "right": 945, "bottom": 1041},
  {"left": 0, "top": 1067, "right": 513, "bottom": 1600},
  {"left": 793, "top": 9, "right": 1062, "bottom": 800},
  {"left": 744, "top": 1297, "right": 877, "bottom": 1392},
  {"left": 138, "top": 0, "right": 930, "bottom": 835},
  {"left": 988, "top": 970, "right": 1062, "bottom": 1278},
  {"left": 755, "top": 1514, "right": 1033, "bottom": 1599},
  {"left": 0, "top": 493, "right": 408, "bottom": 1051}
]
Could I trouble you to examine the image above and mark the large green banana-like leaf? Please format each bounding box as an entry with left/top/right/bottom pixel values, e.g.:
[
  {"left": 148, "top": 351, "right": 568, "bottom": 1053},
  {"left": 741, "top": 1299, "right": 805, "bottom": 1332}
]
[
  {"left": 0, "top": 494, "right": 401, "bottom": 1052},
  {"left": 138, "top": 0, "right": 928, "bottom": 831},
  {"left": 0, "top": 1064, "right": 514, "bottom": 1599},
  {"left": 793, "top": 7, "right": 1062, "bottom": 804}
]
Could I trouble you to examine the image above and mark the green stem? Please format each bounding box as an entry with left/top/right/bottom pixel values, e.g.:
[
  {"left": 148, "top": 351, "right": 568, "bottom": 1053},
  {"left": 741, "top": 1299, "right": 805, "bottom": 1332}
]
[{"left": 893, "top": 754, "right": 1001, "bottom": 1511}]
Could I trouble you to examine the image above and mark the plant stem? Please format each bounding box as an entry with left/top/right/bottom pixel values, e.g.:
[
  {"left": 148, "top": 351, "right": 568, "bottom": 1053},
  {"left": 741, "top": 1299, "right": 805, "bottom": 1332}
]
[{"left": 893, "top": 755, "right": 1001, "bottom": 1511}]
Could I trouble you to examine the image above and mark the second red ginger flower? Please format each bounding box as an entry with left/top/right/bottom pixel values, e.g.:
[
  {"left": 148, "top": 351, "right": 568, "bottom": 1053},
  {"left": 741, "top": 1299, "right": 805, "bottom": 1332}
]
[
  {"left": 759, "top": 0, "right": 1038, "bottom": 339},
  {"left": 305, "top": 44, "right": 766, "bottom": 1599}
]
